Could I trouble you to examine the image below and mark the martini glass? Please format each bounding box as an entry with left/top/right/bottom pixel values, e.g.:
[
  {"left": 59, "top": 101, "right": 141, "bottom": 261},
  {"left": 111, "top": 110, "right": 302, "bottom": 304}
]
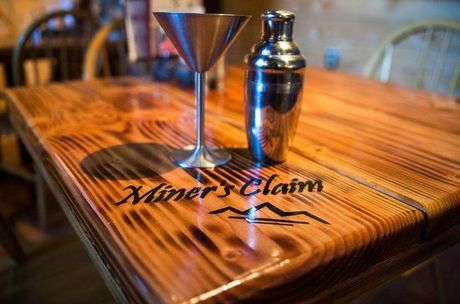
[{"left": 153, "top": 12, "right": 250, "bottom": 168}]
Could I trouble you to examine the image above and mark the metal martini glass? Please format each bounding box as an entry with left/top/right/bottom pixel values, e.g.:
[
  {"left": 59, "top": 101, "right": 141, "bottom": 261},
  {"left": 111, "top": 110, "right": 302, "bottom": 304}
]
[{"left": 153, "top": 12, "right": 250, "bottom": 168}]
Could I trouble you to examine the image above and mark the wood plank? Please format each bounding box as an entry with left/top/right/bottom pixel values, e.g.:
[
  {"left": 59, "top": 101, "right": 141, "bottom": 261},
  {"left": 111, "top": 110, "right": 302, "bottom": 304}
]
[
  {"left": 228, "top": 67, "right": 460, "bottom": 134},
  {"left": 296, "top": 91, "right": 460, "bottom": 236},
  {"left": 225, "top": 66, "right": 460, "bottom": 236},
  {"left": 305, "top": 68, "right": 460, "bottom": 133},
  {"left": 4, "top": 74, "right": 426, "bottom": 303}
]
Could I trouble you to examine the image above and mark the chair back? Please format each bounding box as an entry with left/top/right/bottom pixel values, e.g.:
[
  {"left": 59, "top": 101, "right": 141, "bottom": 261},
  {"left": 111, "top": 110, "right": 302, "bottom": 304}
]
[
  {"left": 364, "top": 20, "right": 460, "bottom": 97},
  {"left": 12, "top": 9, "right": 97, "bottom": 86},
  {"left": 83, "top": 18, "right": 128, "bottom": 80},
  {"left": 0, "top": 10, "right": 16, "bottom": 90}
]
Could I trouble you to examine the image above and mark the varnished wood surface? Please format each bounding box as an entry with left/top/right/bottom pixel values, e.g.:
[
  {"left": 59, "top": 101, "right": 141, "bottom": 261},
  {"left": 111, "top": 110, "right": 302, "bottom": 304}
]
[
  {"left": 4, "top": 66, "right": 459, "bottom": 303},
  {"left": 227, "top": 68, "right": 460, "bottom": 236}
]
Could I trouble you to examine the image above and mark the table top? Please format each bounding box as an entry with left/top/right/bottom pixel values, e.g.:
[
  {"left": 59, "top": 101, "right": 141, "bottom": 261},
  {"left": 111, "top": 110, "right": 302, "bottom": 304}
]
[{"left": 5, "top": 66, "right": 460, "bottom": 303}]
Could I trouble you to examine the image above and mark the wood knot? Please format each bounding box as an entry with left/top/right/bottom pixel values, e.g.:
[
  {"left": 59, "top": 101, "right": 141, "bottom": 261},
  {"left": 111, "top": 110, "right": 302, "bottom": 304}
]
[{"left": 223, "top": 249, "right": 243, "bottom": 261}]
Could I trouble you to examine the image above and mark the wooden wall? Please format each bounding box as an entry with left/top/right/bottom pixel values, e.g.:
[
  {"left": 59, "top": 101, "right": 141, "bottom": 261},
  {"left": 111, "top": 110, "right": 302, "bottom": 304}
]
[
  {"left": 0, "top": 0, "right": 63, "bottom": 34},
  {"left": 221, "top": 0, "right": 460, "bottom": 79}
]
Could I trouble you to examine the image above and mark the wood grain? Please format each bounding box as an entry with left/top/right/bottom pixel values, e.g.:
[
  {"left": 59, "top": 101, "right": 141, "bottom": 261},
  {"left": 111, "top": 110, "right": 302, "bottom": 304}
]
[
  {"left": 226, "top": 67, "right": 460, "bottom": 236},
  {"left": 3, "top": 66, "right": 457, "bottom": 303}
]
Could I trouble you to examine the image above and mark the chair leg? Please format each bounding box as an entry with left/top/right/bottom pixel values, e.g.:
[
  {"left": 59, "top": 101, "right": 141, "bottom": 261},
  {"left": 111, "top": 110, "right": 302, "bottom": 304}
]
[
  {"left": 35, "top": 167, "right": 46, "bottom": 232},
  {"left": 430, "top": 257, "right": 446, "bottom": 304},
  {"left": 0, "top": 214, "right": 27, "bottom": 263}
]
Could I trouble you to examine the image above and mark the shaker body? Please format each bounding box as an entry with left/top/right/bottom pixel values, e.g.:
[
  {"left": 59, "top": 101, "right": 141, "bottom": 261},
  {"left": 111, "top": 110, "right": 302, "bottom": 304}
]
[
  {"left": 245, "top": 67, "right": 304, "bottom": 163},
  {"left": 244, "top": 10, "right": 306, "bottom": 164}
]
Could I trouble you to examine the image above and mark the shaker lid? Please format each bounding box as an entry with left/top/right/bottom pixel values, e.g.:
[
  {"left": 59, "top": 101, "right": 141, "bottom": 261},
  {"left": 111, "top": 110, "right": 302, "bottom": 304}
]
[
  {"left": 261, "top": 10, "right": 295, "bottom": 22},
  {"left": 260, "top": 10, "right": 296, "bottom": 42}
]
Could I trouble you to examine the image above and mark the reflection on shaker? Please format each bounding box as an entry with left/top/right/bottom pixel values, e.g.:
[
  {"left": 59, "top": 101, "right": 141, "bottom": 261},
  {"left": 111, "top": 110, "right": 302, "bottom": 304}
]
[{"left": 244, "top": 10, "right": 306, "bottom": 164}]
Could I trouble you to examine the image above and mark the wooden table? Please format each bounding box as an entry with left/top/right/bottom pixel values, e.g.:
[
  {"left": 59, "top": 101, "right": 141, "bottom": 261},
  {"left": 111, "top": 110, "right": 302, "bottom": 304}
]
[{"left": 4, "top": 67, "right": 460, "bottom": 303}]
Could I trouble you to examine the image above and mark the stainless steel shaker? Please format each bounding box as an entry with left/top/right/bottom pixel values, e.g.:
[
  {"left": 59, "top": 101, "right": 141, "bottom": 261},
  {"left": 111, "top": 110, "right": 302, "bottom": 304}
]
[{"left": 244, "top": 10, "right": 306, "bottom": 163}]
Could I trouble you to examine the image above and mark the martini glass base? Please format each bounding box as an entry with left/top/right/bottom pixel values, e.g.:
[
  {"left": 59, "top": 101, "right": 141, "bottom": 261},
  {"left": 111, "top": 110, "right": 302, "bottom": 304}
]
[{"left": 171, "top": 146, "right": 231, "bottom": 168}]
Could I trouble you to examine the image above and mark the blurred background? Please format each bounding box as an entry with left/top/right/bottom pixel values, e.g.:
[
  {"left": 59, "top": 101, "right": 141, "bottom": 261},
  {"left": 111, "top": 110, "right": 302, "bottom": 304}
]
[
  {"left": 1, "top": 0, "right": 459, "bottom": 91},
  {"left": 0, "top": 0, "right": 459, "bottom": 303},
  {"left": 223, "top": 0, "right": 460, "bottom": 92}
]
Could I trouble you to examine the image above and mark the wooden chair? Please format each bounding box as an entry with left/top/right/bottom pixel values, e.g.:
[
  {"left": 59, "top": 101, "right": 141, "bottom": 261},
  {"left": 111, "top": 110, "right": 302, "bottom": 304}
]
[
  {"left": 364, "top": 20, "right": 460, "bottom": 97},
  {"left": 0, "top": 10, "right": 16, "bottom": 90},
  {"left": 83, "top": 18, "right": 128, "bottom": 80},
  {"left": 12, "top": 9, "right": 98, "bottom": 86},
  {"left": 8, "top": 8, "right": 98, "bottom": 231},
  {"left": 2, "top": 9, "right": 97, "bottom": 243},
  {"left": 0, "top": 10, "right": 27, "bottom": 263}
]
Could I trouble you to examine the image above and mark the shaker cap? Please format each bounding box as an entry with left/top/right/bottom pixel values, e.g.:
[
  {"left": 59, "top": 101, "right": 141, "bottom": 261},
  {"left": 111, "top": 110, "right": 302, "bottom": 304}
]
[
  {"left": 261, "top": 10, "right": 296, "bottom": 41},
  {"left": 245, "top": 10, "right": 306, "bottom": 70},
  {"left": 261, "top": 10, "right": 295, "bottom": 22}
]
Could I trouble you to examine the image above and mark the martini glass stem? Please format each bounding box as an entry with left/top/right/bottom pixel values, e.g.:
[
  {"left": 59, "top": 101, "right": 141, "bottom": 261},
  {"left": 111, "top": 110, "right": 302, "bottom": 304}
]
[{"left": 195, "top": 72, "right": 205, "bottom": 148}]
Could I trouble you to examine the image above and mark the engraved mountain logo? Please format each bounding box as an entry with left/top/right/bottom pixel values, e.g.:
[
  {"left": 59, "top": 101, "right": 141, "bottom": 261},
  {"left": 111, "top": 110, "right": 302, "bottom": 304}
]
[{"left": 209, "top": 202, "right": 329, "bottom": 226}]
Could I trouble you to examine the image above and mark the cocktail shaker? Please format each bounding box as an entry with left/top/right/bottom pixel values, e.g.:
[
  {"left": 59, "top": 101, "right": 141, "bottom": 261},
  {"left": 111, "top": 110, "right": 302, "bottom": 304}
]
[{"left": 244, "top": 10, "right": 306, "bottom": 163}]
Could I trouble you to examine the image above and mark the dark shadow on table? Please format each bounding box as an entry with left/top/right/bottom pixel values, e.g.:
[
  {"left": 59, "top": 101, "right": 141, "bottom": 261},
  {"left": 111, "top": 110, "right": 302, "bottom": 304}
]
[
  {"left": 80, "top": 142, "right": 176, "bottom": 180},
  {"left": 80, "top": 143, "right": 272, "bottom": 181}
]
